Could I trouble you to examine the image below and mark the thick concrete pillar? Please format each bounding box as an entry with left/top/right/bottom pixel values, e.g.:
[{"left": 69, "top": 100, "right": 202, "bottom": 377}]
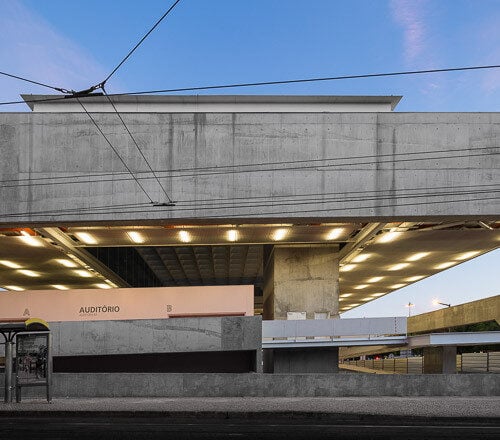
[
  {"left": 263, "top": 245, "right": 339, "bottom": 320},
  {"left": 423, "top": 346, "right": 457, "bottom": 374},
  {"left": 263, "top": 245, "right": 339, "bottom": 373}
]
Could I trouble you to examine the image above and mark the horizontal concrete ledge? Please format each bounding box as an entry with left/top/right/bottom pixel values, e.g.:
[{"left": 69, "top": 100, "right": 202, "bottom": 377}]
[{"left": 2, "top": 373, "right": 499, "bottom": 398}]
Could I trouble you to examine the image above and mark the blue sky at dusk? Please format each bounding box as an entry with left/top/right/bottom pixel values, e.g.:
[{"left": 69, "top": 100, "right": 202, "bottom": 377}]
[{"left": 0, "top": 0, "right": 498, "bottom": 317}]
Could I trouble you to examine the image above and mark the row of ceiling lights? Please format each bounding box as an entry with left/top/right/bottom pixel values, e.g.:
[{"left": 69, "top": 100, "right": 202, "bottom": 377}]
[
  {"left": 338, "top": 249, "right": 482, "bottom": 312},
  {"left": 73, "top": 227, "right": 346, "bottom": 245},
  {"left": 0, "top": 256, "right": 116, "bottom": 292}
]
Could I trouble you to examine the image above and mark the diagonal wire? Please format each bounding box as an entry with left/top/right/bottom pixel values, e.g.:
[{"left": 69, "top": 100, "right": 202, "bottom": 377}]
[
  {"left": 76, "top": 97, "right": 154, "bottom": 203},
  {"left": 108, "top": 64, "right": 500, "bottom": 96},
  {"left": 0, "top": 70, "right": 70, "bottom": 93},
  {"left": 102, "top": 88, "right": 174, "bottom": 203},
  {"left": 2, "top": 63, "right": 500, "bottom": 107},
  {"left": 103, "top": 0, "right": 182, "bottom": 84}
]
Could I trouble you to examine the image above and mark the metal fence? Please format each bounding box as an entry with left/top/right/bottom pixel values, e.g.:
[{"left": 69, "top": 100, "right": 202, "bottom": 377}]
[
  {"left": 343, "top": 351, "right": 500, "bottom": 374},
  {"left": 343, "top": 357, "right": 423, "bottom": 373}
]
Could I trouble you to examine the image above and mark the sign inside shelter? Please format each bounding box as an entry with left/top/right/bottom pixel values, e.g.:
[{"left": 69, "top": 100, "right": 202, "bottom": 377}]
[
  {"left": 16, "top": 333, "right": 49, "bottom": 384},
  {"left": 0, "top": 285, "right": 253, "bottom": 322}
]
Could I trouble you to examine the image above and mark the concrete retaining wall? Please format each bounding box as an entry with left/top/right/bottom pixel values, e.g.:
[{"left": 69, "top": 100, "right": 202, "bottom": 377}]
[
  {"left": 2, "top": 373, "right": 498, "bottom": 398},
  {"left": 48, "top": 316, "right": 261, "bottom": 356}
]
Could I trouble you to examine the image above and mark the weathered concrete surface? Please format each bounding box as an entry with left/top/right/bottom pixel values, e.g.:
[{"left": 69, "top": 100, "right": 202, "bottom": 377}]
[
  {"left": 1, "top": 373, "right": 498, "bottom": 398},
  {"left": 263, "top": 245, "right": 339, "bottom": 320},
  {"left": 409, "top": 295, "right": 500, "bottom": 334},
  {"left": 1, "top": 396, "right": 500, "bottom": 419},
  {"left": 423, "top": 346, "right": 457, "bottom": 374},
  {"left": 271, "top": 348, "right": 339, "bottom": 374},
  {"left": 48, "top": 316, "right": 261, "bottom": 357},
  {"left": 0, "top": 112, "right": 499, "bottom": 224}
]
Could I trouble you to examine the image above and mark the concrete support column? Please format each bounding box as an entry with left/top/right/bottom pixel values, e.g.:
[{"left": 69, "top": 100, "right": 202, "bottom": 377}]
[
  {"left": 263, "top": 245, "right": 339, "bottom": 373},
  {"left": 423, "top": 346, "right": 457, "bottom": 374},
  {"left": 263, "top": 245, "right": 339, "bottom": 320}
]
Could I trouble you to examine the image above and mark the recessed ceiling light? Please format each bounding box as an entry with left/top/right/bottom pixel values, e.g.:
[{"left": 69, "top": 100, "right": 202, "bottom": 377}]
[
  {"left": 361, "top": 297, "right": 372, "bottom": 302},
  {"left": 388, "top": 263, "right": 410, "bottom": 271},
  {"left": 127, "top": 231, "right": 145, "bottom": 244},
  {"left": 55, "top": 259, "right": 78, "bottom": 268},
  {"left": 377, "top": 231, "right": 401, "bottom": 243},
  {"left": 351, "top": 253, "right": 371, "bottom": 263},
  {"left": 0, "top": 260, "right": 22, "bottom": 269},
  {"left": 179, "top": 230, "right": 191, "bottom": 243},
  {"left": 367, "top": 276, "right": 384, "bottom": 283},
  {"left": 350, "top": 303, "right": 360, "bottom": 307},
  {"left": 407, "top": 252, "right": 430, "bottom": 261},
  {"left": 340, "top": 293, "right": 352, "bottom": 298},
  {"left": 74, "top": 232, "right": 97, "bottom": 245},
  {"left": 355, "top": 284, "right": 368, "bottom": 290},
  {"left": 20, "top": 236, "right": 43, "bottom": 247},
  {"left": 405, "top": 275, "right": 425, "bottom": 282},
  {"left": 272, "top": 228, "right": 288, "bottom": 241},
  {"left": 74, "top": 269, "right": 92, "bottom": 278},
  {"left": 326, "top": 228, "right": 343, "bottom": 240},
  {"left": 227, "top": 230, "right": 238, "bottom": 242},
  {"left": 52, "top": 284, "right": 69, "bottom": 290},
  {"left": 390, "top": 284, "right": 406, "bottom": 289},
  {"left": 340, "top": 264, "right": 356, "bottom": 272},
  {"left": 371, "top": 293, "right": 385, "bottom": 297},
  {"left": 4, "top": 285, "right": 24, "bottom": 291},
  {"left": 435, "top": 262, "right": 456, "bottom": 270},
  {"left": 455, "top": 251, "right": 481, "bottom": 261},
  {"left": 18, "top": 269, "right": 40, "bottom": 277},
  {"left": 95, "top": 283, "right": 112, "bottom": 289}
]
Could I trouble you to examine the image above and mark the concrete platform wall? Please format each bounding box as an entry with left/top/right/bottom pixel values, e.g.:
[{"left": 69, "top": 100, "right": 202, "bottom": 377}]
[
  {"left": 48, "top": 316, "right": 262, "bottom": 356},
  {"left": 1, "top": 373, "right": 498, "bottom": 398}
]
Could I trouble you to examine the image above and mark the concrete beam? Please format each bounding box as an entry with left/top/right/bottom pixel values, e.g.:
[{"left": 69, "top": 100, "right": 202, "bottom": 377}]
[
  {"left": 408, "top": 295, "right": 500, "bottom": 334},
  {"left": 0, "top": 112, "right": 499, "bottom": 224}
]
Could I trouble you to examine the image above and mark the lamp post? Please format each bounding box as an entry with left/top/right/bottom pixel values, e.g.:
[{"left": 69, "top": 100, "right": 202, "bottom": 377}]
[
  {"left": 405, "top": 302, "right": 415, "bottom": 317},
  {"left": 432, "top": 299, "right": 451, "bottom": 308}
]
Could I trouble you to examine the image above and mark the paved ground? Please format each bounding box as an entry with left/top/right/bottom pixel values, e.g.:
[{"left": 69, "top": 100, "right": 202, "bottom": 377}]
[
  {"left": 1, "top": 396, "right": 500, "bottom": 418},
  {"left": 2, "top": 397, "right": 499, "bottom": 439}
]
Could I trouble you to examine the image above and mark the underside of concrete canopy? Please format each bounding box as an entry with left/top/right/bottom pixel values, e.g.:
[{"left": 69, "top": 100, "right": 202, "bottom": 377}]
[{"left": 0, "top": 95, "right": 498, "bottom": 317}]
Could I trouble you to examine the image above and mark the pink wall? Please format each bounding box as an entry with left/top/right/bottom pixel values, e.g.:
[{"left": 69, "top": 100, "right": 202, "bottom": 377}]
[{"left": 0, "top": 285, "right": 254, "bottom": 322}]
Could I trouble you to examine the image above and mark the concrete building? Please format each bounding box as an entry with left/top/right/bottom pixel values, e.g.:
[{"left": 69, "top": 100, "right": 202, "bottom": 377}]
[{"left": 0, "top": 94, "right": 499, "bottom": 374}]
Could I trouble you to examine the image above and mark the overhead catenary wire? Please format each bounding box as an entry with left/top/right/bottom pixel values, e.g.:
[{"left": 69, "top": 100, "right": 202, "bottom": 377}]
[
  {"left": 76, "top": 97, "right": 155, "bottom": 204},
  {"left": 0, "top": 145, "right": 498, "bottom": 189},
  {"left": 102, "top": 88, "right": 174, "bottom": 203},
  {"left": 0, "top": 70, "right": 71, "bottom": 94},
  {"left": 102, "top": 0, "right": 182, "bottom": 84},
  {"left": 2, "top": 184, "right": 498, "bottom": 219},
  {"left": 2, "top": 192, "right": 498, "bottom": 220},
  {"left": 1, "top": 64, "right": 500, "bottom": 107}
]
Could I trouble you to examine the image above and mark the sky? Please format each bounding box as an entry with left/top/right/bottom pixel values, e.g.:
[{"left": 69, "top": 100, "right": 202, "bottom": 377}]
[{"left": 0, "top": 0, "right": 498, "bottom": 317}]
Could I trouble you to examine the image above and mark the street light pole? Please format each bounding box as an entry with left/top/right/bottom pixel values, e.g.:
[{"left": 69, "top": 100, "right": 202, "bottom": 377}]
[{"left": 405, "top": 302, "right": 414, "bottom": 317}]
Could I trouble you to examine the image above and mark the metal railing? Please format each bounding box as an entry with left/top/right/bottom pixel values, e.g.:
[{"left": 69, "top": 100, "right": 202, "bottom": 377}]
[{"left": 263, "top": 317, "right": 407, "bottom": 341}]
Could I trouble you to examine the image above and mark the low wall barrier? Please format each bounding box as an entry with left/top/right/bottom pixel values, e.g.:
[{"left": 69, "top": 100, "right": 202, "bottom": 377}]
[{"left": 1, "top": 372, "right": 498, "bottom": 398}]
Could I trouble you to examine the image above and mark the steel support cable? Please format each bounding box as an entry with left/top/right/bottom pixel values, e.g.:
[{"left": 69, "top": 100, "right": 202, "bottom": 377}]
[
  {"left": 50, "top": 188, "right": 500, "bottom": 215},
  {"left": 1, "top": 63, "right": 500, "bottom": 107},
  {"left": 76, "top": 97, "right": 154, "bottom": 203},
  {"left": 102, "top": 88, "right": 174, "bottom": 203},
  {"left": 4, "top": 193, "right": 498, "bottom": 220},
  {"left": 1, "top": 183, "right": 497, "bottom": 218},
  {"left": 0, "top": 70, "right": 71, "bottom": 94},
  {"left": 1, "top": 145, "right": 499, "bottom": 188},
  {"left": 3, "top": 186, "right": 499, "bottom": 218},
  {"left": 102, "top": 0, "right": 182, "bottom": 84}
]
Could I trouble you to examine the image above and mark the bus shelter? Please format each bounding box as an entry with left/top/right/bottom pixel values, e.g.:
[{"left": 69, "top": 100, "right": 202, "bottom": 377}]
[{"left": 0, "top": 318, "right": 51, "bottom": 403}]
